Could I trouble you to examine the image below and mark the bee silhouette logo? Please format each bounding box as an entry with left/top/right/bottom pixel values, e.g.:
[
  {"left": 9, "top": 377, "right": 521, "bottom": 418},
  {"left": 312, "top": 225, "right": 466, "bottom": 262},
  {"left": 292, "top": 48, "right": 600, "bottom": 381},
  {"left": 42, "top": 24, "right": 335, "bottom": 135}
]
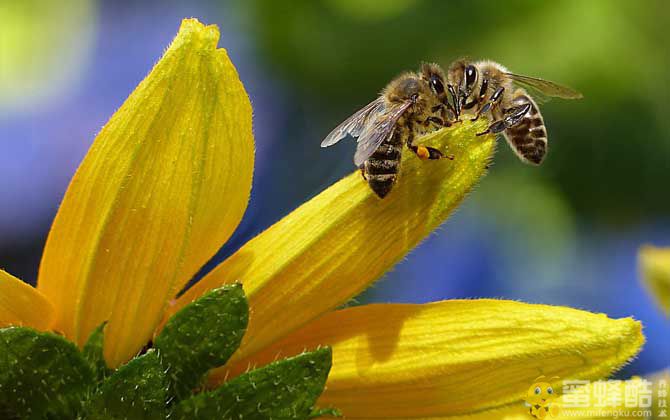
[{"left": 524, "top": 376, "right": 560, "bottom": 419}]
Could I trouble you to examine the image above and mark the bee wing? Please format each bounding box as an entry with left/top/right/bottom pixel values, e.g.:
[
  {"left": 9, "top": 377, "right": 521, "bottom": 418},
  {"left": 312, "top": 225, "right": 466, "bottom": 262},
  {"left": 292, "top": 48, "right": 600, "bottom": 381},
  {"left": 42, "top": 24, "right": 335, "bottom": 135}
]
[
  {"left": 320, "top": 97, "right": 386, "bottom": 148},
  {"left": 353, "top": 100, "right": 412, "bottom": 167},
  {"left": 516, "top": 87, "right": 551, "bottom": 105},
  {"left": 506, "top": 73, "right": 583, "bottom": 100}
]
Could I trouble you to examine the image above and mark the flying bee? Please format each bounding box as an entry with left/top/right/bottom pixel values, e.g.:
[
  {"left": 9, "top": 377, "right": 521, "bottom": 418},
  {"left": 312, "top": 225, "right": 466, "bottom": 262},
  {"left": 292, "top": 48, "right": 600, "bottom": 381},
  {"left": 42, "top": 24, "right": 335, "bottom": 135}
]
[
  {"left": 447, "top": 59, "right": 582, "bottom": 165},
  {"left": 320, "top": 63, "right": 456, "bottom": 198}
]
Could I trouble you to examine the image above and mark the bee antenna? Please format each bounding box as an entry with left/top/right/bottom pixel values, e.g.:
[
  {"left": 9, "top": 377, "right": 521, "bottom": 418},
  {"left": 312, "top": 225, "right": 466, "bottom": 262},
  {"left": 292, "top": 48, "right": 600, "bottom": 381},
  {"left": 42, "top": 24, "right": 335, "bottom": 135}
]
[{"left": 447, "top": 84, "right": 460, "bottom": 119}]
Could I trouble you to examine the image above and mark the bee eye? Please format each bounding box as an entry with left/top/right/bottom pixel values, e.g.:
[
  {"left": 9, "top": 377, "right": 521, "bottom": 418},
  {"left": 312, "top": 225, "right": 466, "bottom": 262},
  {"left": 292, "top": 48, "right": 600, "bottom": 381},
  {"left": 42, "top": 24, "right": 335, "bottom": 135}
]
[
  {"left": 430, "top": 76, "right": 445, "bottom": 94},
  {"left": 547, "top": 387, "right": 553, "bottom": 395},
  {"left": 465, "top": 65, "right": 477, "bottom": 88},
  {"left": 535, "top": 387, "right": 541, "bottom": 395}
]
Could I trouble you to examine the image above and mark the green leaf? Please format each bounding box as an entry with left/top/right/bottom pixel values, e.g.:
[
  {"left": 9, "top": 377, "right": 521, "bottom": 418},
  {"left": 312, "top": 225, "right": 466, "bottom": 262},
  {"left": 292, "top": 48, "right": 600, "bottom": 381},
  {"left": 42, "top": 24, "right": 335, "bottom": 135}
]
[
  {"left": 309, "top": 407, "right": 342, "bottom": 418},
  {"left": 173, "top": 347, "right": 332, "bottom": 420},
  {"left": 82, "top": 321, "right": 111, "bottom": 382},
  {"left": 86, "top": 349, "right": 166, "bottom": 420},
  {"left": 154, "top": 283, "right": 248, "bottom": 401},
  {"left": 0, "top": 327, "right": 94, "bottom": 419}
]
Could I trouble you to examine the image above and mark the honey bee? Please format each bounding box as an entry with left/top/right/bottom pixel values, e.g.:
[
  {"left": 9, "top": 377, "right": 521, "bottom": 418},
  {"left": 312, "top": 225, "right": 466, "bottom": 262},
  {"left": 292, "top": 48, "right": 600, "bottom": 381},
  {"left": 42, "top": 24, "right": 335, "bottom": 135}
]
[
  {"left": 447, "top": 59, "right": 582, "bottom": 165},
  {"left": 320, "top": 63, "right": 456, "bottom": 198}
]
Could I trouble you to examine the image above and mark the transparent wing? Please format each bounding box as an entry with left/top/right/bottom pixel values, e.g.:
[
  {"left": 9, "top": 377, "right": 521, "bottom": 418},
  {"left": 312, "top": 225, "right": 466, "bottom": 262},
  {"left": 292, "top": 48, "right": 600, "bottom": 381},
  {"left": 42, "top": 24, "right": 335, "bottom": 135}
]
[
  {"left": 353, "top": 100, "right": 412, "bottom": 166},
  {"left": 320, "top": 97, "right": 386, "bottom": 147},
  {"left": 506, "top": 73, "right": 583, "bottom": 99},
  {"left": 519, "top": 87, "right": 551, "bottom": 105}
]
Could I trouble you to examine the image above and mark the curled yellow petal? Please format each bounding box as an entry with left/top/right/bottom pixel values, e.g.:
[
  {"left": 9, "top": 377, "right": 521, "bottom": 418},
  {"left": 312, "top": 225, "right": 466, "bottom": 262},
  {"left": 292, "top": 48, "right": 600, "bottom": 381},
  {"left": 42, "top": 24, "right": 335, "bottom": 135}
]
[
  {"left": 639, "top": 245, "right": 670, "bottom": 315},
  {"left": 0, "top": 270, "right": 54, "bottom": 330},
  {"left": 171, "top": 120, "right": 495, "bottom": 365},
  {"left": 218, "top": 299, "right": 643, "bottom": 418},
  {"left": 37, "top": 18, "right": 254, "bottom": 367}
]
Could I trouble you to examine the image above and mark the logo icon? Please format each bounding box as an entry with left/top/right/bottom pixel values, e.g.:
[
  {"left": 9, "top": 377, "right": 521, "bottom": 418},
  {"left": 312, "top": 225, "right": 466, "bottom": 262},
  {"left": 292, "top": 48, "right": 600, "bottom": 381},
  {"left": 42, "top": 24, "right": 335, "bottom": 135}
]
[{"left": 525, "top": 376, "right": 560, "bottom": 419}]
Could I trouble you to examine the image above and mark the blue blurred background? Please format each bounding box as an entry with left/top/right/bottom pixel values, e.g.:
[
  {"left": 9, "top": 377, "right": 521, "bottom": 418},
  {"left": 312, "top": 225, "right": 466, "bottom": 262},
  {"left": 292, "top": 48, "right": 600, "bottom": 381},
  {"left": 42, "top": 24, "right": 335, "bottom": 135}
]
[{"left": 1, "top": 0, "right": 668, "bottom": 377}]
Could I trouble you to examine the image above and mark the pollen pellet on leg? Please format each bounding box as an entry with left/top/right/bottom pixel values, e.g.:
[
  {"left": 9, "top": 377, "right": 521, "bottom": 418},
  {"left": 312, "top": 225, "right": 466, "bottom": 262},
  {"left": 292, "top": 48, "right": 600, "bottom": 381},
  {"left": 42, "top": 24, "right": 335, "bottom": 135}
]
[{"left": 417, "top": 146, "right": 430, "bottom": 160}]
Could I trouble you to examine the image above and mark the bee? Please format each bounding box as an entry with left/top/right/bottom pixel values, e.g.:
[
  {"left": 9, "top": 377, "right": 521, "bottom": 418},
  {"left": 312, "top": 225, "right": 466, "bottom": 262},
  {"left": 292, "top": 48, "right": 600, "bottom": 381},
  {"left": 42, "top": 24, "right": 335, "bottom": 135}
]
[
  {"left": 320, "top": 63, "right": 456, "bottom": 198},
  {"left": 447, "top": 59, "right": 582, "bottom": 165}
]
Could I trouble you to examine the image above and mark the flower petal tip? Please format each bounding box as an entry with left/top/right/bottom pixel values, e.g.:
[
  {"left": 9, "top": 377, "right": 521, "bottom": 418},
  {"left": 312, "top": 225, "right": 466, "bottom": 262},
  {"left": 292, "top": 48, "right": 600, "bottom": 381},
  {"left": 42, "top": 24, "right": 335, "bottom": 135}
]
[{"left": 177, "top": 18, "right": 221, "bottom": 51}]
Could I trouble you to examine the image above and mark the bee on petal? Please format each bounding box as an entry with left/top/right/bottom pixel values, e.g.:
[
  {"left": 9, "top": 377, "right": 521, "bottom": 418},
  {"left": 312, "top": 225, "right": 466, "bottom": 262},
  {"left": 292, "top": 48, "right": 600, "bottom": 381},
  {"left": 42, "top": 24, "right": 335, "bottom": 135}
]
[
  {"left": 321, "top": 63, "right": 457, "bottom": 198},
  {"left": 448, "top": 59, "right": 583, "bottom": 165}
]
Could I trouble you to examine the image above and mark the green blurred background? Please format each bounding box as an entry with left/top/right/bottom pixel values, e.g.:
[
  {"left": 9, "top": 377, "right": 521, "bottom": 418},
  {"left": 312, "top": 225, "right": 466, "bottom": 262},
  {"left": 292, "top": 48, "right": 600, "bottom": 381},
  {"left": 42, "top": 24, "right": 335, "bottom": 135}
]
[{"left": 1, "top": 0, "right": 668, "bottom": 377}]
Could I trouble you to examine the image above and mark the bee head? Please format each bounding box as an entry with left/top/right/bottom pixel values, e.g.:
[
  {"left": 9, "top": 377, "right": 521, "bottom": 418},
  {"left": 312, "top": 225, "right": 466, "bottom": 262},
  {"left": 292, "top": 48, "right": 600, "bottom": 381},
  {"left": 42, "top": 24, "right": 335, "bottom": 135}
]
[
  {"left": 420, "top": 63, "right": 447, "bottom": 99},
  {"left": 385, "top": 74, "right": 422, "bottom": 104},
  {"left": 448, "top": 59, "right": 479, "bottom": 117}
]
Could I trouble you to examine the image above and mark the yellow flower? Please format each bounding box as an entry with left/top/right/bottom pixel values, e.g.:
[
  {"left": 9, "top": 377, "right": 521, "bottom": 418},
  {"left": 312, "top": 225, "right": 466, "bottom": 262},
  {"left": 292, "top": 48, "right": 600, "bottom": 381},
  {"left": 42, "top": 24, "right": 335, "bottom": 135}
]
[
  {"left": 0, "top": 18, "right": 644, "bottom": 418},
  {"left": 639, "top": 245, "right": 670, "bottom": 316}
]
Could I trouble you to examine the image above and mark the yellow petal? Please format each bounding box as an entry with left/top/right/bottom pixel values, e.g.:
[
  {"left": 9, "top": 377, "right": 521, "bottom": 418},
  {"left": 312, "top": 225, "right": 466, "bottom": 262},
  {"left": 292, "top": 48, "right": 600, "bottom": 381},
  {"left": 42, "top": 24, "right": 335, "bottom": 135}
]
[
  {"left": 0, "top": 270, "right": 54, "bottom": 330},
  {"left": 37, "top": 18, "right": 254, "bottom": 366},
  {"left": 170, "top": 119, "right": 495, "bottom": 365},
  {"left": 639, "top": 245, "right": 670, "bottom": 315},
  {"left": 216, "top": 299, "right": 643, "bottom": 418}
]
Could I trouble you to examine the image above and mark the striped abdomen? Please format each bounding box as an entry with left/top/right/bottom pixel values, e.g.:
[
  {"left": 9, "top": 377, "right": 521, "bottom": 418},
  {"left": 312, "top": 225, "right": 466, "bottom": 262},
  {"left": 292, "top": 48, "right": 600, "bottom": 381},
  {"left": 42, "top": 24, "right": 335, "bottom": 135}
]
[
  {"left": 364, "top": 130, "right": 403, "bottom": 198},
  {"left": 503, "top": 92, "right": 548, "bottom": 165}
]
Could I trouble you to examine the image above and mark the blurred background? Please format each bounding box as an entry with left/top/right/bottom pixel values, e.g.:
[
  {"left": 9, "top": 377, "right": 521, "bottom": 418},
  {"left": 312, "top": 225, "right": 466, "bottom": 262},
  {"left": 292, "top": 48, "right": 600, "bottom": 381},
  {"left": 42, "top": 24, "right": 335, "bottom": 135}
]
[{"left": 1, "top": 0, "right": 668, "bottom": 378}]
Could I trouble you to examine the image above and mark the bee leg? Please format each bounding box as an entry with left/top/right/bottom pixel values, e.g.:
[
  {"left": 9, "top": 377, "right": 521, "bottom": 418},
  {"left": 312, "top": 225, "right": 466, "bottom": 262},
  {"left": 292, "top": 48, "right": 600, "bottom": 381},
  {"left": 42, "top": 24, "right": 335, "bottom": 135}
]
[
  {"left": 409, "top": 144, "right": 450, "bottom": 160},
  {"left": 444, "top": 102, "right": 458, "bottom": 122},
  {"left": 467, "top": 77, "right": 488, "bottom": 120},
  {"left": 434, "top": 105, "right": 459, "bottom": 126},
  {"left": 440, "top": 104, "right": 462, "bottom": 125},
  {"left": 476, "top": 103, "right": 531, "bottom": 136},
  {"left": 359, "top": 164, "right": 368, "bottom": 180},
  {"left": 424, "top": 116, "right": 451, "bottom": 128},
  {"left": 406, "top": 123, "right": 453, "bottom": 160},
  {"left": 471, "top": 86, "right": 505, "bottom": 122}
]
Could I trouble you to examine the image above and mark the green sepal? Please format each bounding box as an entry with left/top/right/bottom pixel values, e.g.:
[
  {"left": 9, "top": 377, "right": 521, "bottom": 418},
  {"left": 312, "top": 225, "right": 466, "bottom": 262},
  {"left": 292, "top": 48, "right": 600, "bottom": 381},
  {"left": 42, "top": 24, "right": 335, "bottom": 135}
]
[
  {"left": 0, "top": 327, "right": 94, "bottom": 419},
  {"left": 173, "top": 347, "right": 333, "bottom": 420},
  {"left": 154, "top": 283, "right": 248, "bottom": 401},
  {"left": 82, "top": 321, "right": 111, "bottom": 382},
  {"left": 85, "top": 349, "right": 166, "bottom": 420}
]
